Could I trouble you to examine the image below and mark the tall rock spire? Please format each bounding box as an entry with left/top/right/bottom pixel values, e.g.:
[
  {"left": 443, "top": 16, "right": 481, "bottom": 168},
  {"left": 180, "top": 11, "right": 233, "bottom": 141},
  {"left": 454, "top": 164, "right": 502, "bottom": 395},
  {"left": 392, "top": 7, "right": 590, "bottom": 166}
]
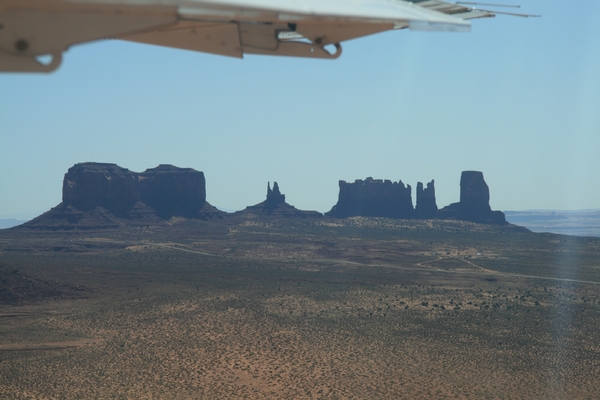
[
  {"left": 415, "top": 180, "right": 438, "bottom": 219},
  {"left": 236, "top": 181, "right": 321, "bottom": 218},
  {"left": 265, "top": 181, "right": 285, "bottom": 209},
  {"left": 438, "top": 171, "right": 506, "bottom": 225}
]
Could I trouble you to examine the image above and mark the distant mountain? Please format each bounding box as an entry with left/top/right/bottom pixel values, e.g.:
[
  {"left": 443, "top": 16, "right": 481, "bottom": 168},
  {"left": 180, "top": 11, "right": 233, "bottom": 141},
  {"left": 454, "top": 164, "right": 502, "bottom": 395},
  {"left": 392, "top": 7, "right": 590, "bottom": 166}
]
[
  {"left": 0, "top": 219, "right": 27, "bottom": 229},
  {"left": 504, "top": 210, "right": 600, "bottom": 237}
]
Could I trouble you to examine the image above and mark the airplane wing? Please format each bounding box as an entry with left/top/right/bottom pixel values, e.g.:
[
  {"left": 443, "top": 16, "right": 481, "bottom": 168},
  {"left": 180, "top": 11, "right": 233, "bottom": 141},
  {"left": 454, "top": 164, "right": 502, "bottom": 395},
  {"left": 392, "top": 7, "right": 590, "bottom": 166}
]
[
  {"left": 395, "top": 0, "right": 496, "bottom": 27},
  {"left": 0, "top": 0, "right": 522, "bottom": 73}
]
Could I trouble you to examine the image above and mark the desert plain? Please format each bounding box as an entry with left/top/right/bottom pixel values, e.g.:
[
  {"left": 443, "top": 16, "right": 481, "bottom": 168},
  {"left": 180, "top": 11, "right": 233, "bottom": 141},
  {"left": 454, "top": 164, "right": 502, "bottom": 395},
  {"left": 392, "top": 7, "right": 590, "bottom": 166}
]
[{"left": 1, "top": 217, "right": 599, "bottom": 399}]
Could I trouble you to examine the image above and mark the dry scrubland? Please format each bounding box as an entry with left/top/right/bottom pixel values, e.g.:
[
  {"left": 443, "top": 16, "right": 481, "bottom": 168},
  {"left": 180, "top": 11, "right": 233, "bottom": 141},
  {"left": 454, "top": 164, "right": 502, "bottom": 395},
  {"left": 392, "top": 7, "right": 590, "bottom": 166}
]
[{"left": 1, "top": 217, "right": 600, "bottom": 398}]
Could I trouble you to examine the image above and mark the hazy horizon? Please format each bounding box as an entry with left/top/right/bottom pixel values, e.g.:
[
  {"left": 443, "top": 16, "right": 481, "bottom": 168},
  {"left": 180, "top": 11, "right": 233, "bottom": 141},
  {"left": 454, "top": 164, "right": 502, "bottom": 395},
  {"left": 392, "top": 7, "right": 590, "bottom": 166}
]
[
  {"left": 4, "top": 200, "right": 600, "bottom": 222},
  {"left": 4, "top": 208, "right": 600, "bottom": 238}
]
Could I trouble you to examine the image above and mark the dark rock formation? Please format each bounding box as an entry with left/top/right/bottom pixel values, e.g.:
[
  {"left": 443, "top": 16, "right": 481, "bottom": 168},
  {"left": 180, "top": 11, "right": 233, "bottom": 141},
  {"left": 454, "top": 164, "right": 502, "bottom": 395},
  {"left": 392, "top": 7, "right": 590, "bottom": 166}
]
[
  {"left": 19, "top": 163, "right": 512, "bottom": 229},
  {"left": 459, "top": 171, "right": 491, "bottom": 211},
  {"left": 265, "top": 182, "right": 286, "bottom": 211},
  {"left": 139, "top": 164, "right": 206, "bottom": 219},
  {"left": 236, "top": 182, "right": 322, "bottom": 218},
  {"left": 22, "top": 162, "right": 223, "bottom": 229},
  {"left": 326, "top": 177, "right": 414, "bottom": 219},
  {"left": 62, "top": 163, "right": 139, "bottom": 218},
  {"left": 415, "top": 180, "right": 438, "bottom": 219},
  {"left": 438, "top": 171, "right": 507, "bottom": 225}
]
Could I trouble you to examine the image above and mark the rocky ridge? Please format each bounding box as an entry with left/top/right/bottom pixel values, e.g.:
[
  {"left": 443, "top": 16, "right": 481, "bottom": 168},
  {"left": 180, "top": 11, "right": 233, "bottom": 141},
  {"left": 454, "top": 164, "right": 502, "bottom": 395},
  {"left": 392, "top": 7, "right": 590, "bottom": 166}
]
[{"left": 415, "top": 180, "right": 438, "bottom": 219}]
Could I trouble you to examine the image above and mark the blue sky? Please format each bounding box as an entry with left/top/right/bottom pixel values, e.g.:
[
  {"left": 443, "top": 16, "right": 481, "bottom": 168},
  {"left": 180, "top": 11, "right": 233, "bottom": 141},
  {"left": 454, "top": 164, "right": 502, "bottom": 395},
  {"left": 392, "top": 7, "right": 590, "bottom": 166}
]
[{"left": 1, "top": 0, "right": 599, "bottom": 219}]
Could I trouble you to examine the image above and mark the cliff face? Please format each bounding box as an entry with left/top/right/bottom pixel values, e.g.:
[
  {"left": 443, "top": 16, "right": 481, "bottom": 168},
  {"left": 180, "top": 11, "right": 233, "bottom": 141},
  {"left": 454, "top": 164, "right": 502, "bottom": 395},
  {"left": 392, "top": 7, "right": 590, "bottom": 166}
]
[
  {"left": 24, "top": 162, "right": 221, "bottom": 229},
  {"left": 326, "top": 177, "right": 414, "bottom": 219},
  {"left": 439, "top": 171, "right": 507, "bottom": 225},
  {"left": 62, "top": 163, "right": 140, "bottom": 217},
  {"left": 139, "top": 164, "right": 206, "bottom": 219},
  {"left": 459, "top": 171, "right": 490, "bottom": 214},
  {"left": 63, "top": 163, "right": 208, "bottom": 219},
  {"left": 237, "top": 181, "right": 322, "bottom": 218},
  {"left": 415, "top": 180, "right": 438, "bottom": 219}
]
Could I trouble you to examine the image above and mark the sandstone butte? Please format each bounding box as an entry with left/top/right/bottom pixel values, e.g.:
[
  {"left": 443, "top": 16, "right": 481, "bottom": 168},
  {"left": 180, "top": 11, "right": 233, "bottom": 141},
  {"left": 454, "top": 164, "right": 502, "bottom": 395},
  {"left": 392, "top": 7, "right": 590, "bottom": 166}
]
[{"left": 18, "top": 163, "right": 507, "bottom": 229}]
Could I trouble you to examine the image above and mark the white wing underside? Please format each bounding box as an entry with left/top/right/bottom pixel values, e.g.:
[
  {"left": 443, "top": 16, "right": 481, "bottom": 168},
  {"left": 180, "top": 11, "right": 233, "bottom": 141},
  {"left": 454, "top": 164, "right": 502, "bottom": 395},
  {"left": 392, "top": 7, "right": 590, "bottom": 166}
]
[{"left": 0, "top": 0, "right": 498, "bottom": 72}]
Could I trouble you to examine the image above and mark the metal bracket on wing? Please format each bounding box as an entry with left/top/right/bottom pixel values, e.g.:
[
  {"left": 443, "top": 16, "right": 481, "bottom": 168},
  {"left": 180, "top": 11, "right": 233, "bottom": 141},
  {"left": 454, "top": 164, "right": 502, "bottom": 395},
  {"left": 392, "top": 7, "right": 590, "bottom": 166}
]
[
  {"left": 244, "top": 40, "right": 341, "bottom": 59},
  {"left": 240, "top": 23, "right": 341, "bottom": 59},
  {"left": 0, "top": 50, "right": 62, "bottom": 73}
]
